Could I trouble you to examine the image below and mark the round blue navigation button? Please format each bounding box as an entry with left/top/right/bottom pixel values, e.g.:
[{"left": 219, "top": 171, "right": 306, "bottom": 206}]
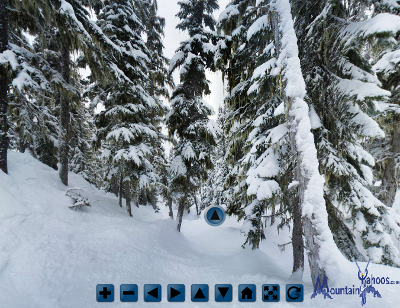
[{"left": 204, "top": 205, "right": 226, "bottom": 227}]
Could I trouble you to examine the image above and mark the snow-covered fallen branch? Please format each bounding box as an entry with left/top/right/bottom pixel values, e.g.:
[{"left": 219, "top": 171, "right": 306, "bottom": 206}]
[{"left": 66, "top": 188, "right": 98, "bottom": 210}]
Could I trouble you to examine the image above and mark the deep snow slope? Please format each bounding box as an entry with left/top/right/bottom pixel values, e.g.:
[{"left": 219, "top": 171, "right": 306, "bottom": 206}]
[{"left": 1, "top": 151, "right": 400, "bottom": 308}]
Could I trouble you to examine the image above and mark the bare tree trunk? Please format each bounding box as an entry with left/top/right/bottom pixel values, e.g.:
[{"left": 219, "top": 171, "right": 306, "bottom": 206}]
[
  {"left": 168, "top": 195, "right": 173, "bottom": 219},
  {"left": 59, "top": 42, "right": 70, "bottom": 186},
  {"left": 292, "top": 193, "right": 304, "bottom": 274},
  {"left": 381, "top": 124, "right": 400, "bottom": 206},
  {"left": 194, "top": 193, "right": 199, "bottom": 215},
  {"left": 271, "top": 199, "right": 276, "bottom": 226},
  {"left": 177, "top": 195, "right": 186, "bottom": 232},
  {"left": 150, "top": 187, "right": 157, "bottom": 211},
  {"left": 0, "top": 0, "right": 8, "bottom": 174},
  {"left": 125, "top": 181, "right": 132, "bottom": 217},
  {"left": 119, "top": 174, "right": 123, "bottom": 207},
  {"left": 140, "top": 188, "right": 147, "bottom": 205},
  {"left": 109, "top": 177, "right": 119, "bottom": 197},
  {"left": 303, "top": 215, "right": 326, "bottom": 285},
  {"left": 288, "top": 94, "right": 324, "bottom": 285},
  {"left": 133, "top": 186, "right": 139, "bottom": 208},
  {"left": 289, "top": 111, "right": 305, "bottom": 277}
]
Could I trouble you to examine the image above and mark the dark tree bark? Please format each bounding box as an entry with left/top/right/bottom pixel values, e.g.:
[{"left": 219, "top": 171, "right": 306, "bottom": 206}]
[
  {"left": 167, "top": 195, "right": 173, "bottom": 219},
  {"left": 270, "top": 200, "right": 276, "bottom": 226},
  {"left": 134, "top": 188, "right": 139, "bottom": 208},
  {"left": 119, "top": 174, "right": 123, "bottom": 207},
  {"left": 109, "top": 176, "right": 119, "bottom": 197},
  {"left": 150, "top": 187, "right": 157, "bottom": 211},
  {"left": 381, "top": 125, "right": 400, "bottom": 206},
  {"left": 0, "top": 0, "right": 8, "bottom": 174},
  {"left": 140, "top": 188, "right": 147, "bottom": 205},
  {"left": 288, "top": 118, "right": 305, "bottom": 277},
  {"left": 292, "top": 196, "right": 304, "bottom": 274},
  {"left": 194, "top": 192, "right": 199, "bottom": 215},
  {"left": 59, "top": 42, "right": 71, "bottom": 185},
  {"left": 326, "top": 197, "right": 365, "bottom": 261},
  {"left": 177, "top": 195, "right": 186, "bottom": 232},
  {"left": 125, "top": 181, "right": 132, "bottom": 217}
]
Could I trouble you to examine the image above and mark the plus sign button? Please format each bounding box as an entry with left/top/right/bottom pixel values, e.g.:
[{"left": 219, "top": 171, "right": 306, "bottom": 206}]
[{"left": 96, "top": 284, "right": 114, "bottom": 302}]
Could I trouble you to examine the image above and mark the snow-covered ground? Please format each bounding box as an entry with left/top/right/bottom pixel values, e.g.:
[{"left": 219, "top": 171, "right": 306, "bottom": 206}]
[{"left": 1, "top": 151, "right": 400, "bottom": 307}]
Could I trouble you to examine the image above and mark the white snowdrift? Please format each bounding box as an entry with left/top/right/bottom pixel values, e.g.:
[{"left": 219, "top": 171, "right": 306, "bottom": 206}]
[{"left": 0, "top": 151, "right": 399, "bottom": 307}]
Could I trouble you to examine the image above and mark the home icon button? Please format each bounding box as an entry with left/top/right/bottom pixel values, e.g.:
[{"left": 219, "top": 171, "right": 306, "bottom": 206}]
[{"left": 238, "top": 284, "right": 256, "bottom": 302}]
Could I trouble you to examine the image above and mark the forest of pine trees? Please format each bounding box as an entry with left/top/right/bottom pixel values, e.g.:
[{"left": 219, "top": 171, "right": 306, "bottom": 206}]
[{"left": 1, "top": 0, "right": 400, "bottom": 285}]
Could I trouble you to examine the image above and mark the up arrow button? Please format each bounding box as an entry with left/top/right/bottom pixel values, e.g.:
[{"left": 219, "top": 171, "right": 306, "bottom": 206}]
[{"left": 204, "top": 205, "right": 226, "bottom": 227}]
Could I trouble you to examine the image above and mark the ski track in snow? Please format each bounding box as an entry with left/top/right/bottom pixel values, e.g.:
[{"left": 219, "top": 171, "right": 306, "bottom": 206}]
[{"left": 0, "top": 151, "right": 399, "bottom": 307}]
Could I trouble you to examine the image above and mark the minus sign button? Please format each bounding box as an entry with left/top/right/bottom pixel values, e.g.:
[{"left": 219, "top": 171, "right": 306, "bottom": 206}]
[{"left": 123, "top": 291, "right": 135, "bottom": 295}]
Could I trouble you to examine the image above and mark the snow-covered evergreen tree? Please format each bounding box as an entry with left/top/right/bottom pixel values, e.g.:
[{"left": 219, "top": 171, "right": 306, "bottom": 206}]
[
  {"left": 292, "top": 0, "right": 400, "bottom": 267},
  {"left": 217, "top": 0, "right": 285, "bottom": 251},
  {"left": 201, "top": 106, "right": 226, "bottom": 210},
  {"left": 369, "top": 1, "right": 400, "bottom": 207},
  {"left": 167, "top": 0, "right": 219, "bottom": 232},
  {"left": 38, "top": 0, "right": 120, "bottom": 186},
  {"left": 137, "top": 0, "right": 173, "bottom": 210},
  {"left": 0, "top": 0, "right": 8, "bottom": 174},
  {"left": 216, "top": 0, "right": 259, "bottom": 221},
  {"left": 0, "top": 0, "right": 65, "bottom": 173},
  {"left": 237, "top": 0, "right": 296, "bottom": 256},
  {"left": 92, "top": 0, "right": 162, "bottom": 216},
  {"left": 69, "top": 97, "right": 97, "bottom": 184},
  {"left": 0, "top": 0, "right": 55, "bottom": 174}
]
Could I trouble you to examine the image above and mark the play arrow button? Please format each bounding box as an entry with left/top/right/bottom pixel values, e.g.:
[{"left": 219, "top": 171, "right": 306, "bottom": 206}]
[
  {"left": 167, "top": 284, "right": 185, "bottom": 302},
  {"left": 148, "top": 287, "right": 159, "bottom": 299},
  {"left": 170, "top": 287, "right": 181, "bottom": 299}
]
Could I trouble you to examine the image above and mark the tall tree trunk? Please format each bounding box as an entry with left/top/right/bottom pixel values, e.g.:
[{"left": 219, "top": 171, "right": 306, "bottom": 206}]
[
  {"left": 271, "top": 1, "right": 338, "bottom": 286},
  {"left": 59, "top": 42, "right": 70, "bottom": 185},
  {"left": 150, "top": 187, "right": 157, "bottom": 211},
  {"left": 168, "top": 195, "right": 173, "bottom": 219},
  {"left": 194, "top": 192, "right": 199, "bottom": 215},
  {"left": 381, "top": 124, "right": 400, "bottom": 206},
  {"left": 177, "top": 195, "right": 186, "bottom": 232},
  {"left": 133, "top": 186, "right": 139, "bottom": 208},
  {"left": 125, "top": 181, "right": 132, "bottom": 217},
  {"left": 292, "top": 192, "right": 304, "bottom": 274},
  {"left": 109, "top": 176, "right": 119, "bottom": 197},
  {"left": 119, "top": 174, "right": 123, "bottom": 207},
  {"left": 270, "top": 7, "right": 305, "bottom": 279},
  {"left": 271, "top": 199, "right": 276, "bottom": 226},
  {"left": 140, "top": 188, "right": 147, "bottom": 205},
  {"left": 288, "top": 110, "right": 305, "bottom": 278},
  {"left": 0, "top": 0, "right": 8, "bottom": 174}
]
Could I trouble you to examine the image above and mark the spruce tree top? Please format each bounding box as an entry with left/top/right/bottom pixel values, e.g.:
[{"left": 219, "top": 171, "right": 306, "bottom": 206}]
[{"left": 177, "top": 0, "right": 219, "bottom": 36}]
